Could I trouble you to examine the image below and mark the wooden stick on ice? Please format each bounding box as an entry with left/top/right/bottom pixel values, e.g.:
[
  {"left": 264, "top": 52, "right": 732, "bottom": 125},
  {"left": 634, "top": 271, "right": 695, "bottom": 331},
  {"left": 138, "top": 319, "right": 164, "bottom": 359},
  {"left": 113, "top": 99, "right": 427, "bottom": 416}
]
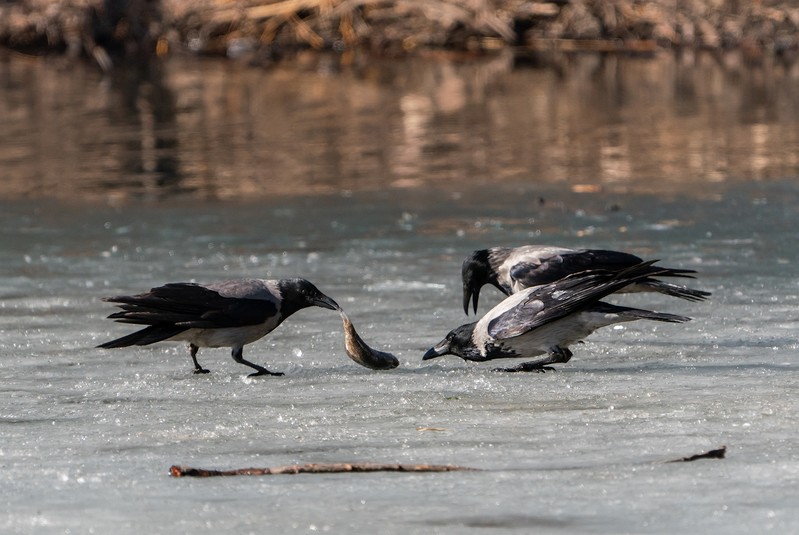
[{"left": 170, "top": 462, "right": 478, "bottom": 478}]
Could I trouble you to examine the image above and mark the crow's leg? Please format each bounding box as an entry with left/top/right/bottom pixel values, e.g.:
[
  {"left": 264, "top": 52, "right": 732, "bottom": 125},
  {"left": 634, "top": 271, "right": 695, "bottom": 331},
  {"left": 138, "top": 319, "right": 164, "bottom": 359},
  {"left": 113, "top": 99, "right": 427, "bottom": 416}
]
[
  {"left": 190, "top": 344, "right": 210, "bottom": 374},
  {"left": 232, "top": 347, "right": 284, "bottom": 377},
  {"left": 493, "top": 346, "right": 573, "bottom": 373}
]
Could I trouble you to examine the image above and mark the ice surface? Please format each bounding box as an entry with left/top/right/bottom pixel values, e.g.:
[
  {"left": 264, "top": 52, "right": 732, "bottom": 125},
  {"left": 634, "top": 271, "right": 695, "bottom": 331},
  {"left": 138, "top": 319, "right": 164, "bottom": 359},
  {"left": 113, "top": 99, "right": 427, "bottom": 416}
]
[{"left": 1, "top": 182, "right": 798, "bottom": 534}]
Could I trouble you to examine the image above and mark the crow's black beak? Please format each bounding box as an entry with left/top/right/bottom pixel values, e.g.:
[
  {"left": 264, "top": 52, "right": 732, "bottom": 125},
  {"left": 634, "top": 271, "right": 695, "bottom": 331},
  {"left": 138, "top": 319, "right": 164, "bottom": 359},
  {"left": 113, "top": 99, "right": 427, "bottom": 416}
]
[
  {"left": 463, "top": 285, "right": 480, "bottom": 315},
  {"left": 313, "top": 294, "right": 340, "bottom": 311},
  {"left": 423, "top": 339, "right": 451, "bottom": 360}
]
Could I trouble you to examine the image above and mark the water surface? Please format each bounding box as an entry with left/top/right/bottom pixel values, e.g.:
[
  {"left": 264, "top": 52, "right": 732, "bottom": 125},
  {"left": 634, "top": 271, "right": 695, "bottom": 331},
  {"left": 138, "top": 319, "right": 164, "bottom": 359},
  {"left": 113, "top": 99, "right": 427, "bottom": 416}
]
[{"left": 2, "top": 49, "right": 799, "bottom": 200}]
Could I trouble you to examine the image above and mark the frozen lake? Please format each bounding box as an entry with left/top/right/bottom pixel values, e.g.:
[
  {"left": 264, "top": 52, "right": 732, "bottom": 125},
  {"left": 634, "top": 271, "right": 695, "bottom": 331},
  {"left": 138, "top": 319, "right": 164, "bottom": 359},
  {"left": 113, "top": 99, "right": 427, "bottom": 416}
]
[{"left": 1, "top": 50, "right": 799, "bottom": 533}]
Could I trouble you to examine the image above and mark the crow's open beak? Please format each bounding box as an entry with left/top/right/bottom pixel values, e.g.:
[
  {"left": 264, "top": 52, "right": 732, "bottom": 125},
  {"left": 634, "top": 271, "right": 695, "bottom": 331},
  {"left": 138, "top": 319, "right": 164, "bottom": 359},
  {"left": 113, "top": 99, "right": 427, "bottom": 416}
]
[{"left": 463, "top": 285, "right": 480, "bottom": 315}]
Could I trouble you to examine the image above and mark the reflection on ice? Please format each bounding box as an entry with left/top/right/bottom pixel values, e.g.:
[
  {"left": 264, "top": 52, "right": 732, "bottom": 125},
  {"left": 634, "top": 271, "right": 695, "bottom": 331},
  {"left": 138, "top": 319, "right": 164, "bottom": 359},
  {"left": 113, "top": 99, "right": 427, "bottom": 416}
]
[{"left": 3, "top": 52, "right": 799, "bottom": 201}]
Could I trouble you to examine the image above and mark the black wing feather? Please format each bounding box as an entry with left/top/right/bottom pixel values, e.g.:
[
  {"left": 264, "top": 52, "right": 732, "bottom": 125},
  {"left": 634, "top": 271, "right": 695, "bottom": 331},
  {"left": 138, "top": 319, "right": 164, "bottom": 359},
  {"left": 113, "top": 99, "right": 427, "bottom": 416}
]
[
  {"left": 630, "top": 279, "right": 710, "bottom": 302},
  {"left": 489, "top": 261, "right": 664, "bottom": 340},
  {"left": 102, "top": 282, "right": 277, "bottom": 329},
  {"left": 508, "top": 249, "right": 696, "bottom": 289}
]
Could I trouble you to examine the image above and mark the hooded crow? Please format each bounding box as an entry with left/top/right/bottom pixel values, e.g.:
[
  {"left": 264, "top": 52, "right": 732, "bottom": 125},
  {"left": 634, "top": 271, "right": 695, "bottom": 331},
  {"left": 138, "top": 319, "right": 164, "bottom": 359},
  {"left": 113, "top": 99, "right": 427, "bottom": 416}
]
[
  {"left": 97, "top": 278, "right": 339, "bottom": 376},
  {"left": 461, "top": 245, "right": 710, "bottom": 314},
  {"left": 425, "top": 261, "right": 691, "bottom": 372}
]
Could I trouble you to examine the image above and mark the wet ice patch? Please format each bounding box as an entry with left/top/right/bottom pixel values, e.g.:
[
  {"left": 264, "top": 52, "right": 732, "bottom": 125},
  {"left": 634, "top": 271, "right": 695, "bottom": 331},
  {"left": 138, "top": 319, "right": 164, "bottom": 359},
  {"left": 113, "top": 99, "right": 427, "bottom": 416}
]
[{"left": 366, "top": 280, "right": 446, "bottom": 291}]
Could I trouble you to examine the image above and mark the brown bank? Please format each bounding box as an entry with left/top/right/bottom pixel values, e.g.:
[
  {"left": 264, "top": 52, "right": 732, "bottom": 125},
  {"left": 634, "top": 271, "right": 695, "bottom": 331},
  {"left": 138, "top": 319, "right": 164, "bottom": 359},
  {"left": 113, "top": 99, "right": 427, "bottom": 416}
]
[{"left": 2, "top": 0, "right": 798, "bottom": 69}]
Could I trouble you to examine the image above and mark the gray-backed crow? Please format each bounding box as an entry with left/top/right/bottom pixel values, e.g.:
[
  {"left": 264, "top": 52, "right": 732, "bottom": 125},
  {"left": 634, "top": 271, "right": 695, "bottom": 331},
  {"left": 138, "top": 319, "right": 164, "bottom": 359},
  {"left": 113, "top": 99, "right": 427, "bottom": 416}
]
[
  {"left": 98, "top": 278, "right": 339, "bottom": 376},
  {"left": 462, "top": 245, "right": 709, "bottom": 314},
  {"left": 425, "top": 262, "right": 691, "bottom": 372}
]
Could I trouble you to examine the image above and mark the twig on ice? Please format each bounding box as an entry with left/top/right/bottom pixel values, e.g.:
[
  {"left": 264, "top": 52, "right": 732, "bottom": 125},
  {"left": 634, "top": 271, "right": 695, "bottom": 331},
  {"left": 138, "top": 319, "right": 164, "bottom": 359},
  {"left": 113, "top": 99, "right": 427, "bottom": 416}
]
[
  {"left": 665, "top": 446, "right": 727, "bottom": 463},
  {"left": 170, "top": 462, "right": 479, "bottom": 478}
]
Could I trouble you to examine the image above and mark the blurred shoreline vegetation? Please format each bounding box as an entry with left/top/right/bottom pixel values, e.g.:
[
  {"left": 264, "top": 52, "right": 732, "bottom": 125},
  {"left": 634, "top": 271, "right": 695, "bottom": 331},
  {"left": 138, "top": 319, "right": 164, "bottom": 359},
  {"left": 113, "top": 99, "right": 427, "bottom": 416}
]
[{"left": 1, "top": 1, "right": 799, "bottom": 70}]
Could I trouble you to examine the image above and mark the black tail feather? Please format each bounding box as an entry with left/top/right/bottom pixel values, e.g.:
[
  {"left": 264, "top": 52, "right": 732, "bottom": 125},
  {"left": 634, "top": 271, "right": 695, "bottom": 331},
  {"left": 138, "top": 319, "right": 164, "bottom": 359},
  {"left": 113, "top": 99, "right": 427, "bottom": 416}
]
[
  {"left": 592, "top": 302, "right": 691, "bottom": 323},
  {"left": 97, "top": 325, "right": 187, "bottom": 348},
  {"left": 654, "top": 267, "right": 698, "bottom": 279},
  {"left": 634, "top": 279, "right": 711, "bottom": 302}
]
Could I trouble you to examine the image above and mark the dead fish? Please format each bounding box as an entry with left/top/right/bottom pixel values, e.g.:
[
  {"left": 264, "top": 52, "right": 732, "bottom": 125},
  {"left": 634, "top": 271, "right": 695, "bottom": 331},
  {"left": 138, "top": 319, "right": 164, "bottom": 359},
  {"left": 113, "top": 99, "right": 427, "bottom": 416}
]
[{"left": 339, "top": 310, "right": 399, "bottom": 370}]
